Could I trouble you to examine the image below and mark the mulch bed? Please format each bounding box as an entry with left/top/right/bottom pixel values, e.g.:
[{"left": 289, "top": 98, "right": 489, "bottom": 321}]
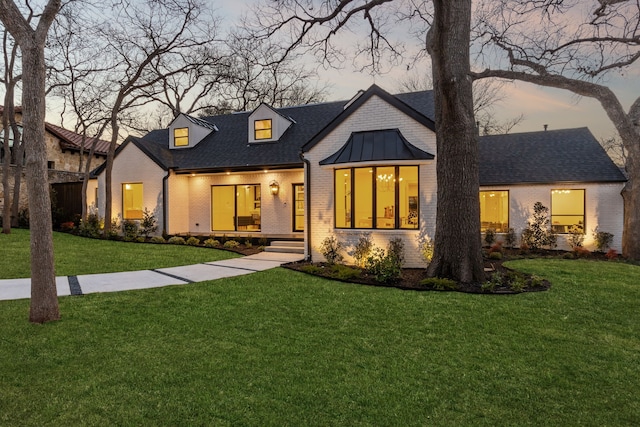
[{"left": 282, "top": 253, "right": 554, "bottom": 294}]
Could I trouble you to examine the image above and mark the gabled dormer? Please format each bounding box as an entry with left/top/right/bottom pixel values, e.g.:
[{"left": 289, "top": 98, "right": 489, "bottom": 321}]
[
  {"left": 168, "top": 113, "right": 218, "bottom": 149},
  {"left": 248, "top": 103, "right": 294, "bottom": 144}
]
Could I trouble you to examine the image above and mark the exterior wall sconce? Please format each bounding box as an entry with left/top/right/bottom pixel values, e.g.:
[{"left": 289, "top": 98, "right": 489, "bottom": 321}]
[{"left": 269, "top": 180, "right": 280, "bottom": 195}]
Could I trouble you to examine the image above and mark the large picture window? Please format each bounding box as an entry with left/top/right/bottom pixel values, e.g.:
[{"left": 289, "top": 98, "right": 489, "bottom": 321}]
[
  {"left": 335, "top": 166, "right": 419, "bottom": 230},
  {"left": 211, "top": 184, "right": 261, "bottom": 231},
  {"left": 551, "top": 189, "right": 585, "bottom": 233},
  {"left": 480, "top": 191, "right": 509, "bottom": 232},
  {"left": 123, "top": 183, "right": 143, "bottom": 219}
]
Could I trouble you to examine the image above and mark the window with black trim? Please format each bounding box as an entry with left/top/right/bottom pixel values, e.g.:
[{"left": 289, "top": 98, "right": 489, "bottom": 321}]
[
  {"left": 335, "top": 166, "right": 419, "bottom": 229},
  {"left": 174, "top": 127, "right": 189, "bottom": 146},
  {"left": 551, "top": 189, "right": 585, "bottom": 233},
  {"left": 254, "top": 119, "right": 272, "bottom": 140},
  {"left": 480, "top": 191, "right": 509, "bottom": 232}
]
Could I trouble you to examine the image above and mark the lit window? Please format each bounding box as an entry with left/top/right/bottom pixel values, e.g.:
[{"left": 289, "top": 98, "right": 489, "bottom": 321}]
[
  {"left": 174, "top": 127, "right": 189, "bottom": 146},
  {"left": 254, "top": 119, "right": 272, "bottom": 140},
  {"left": 551, "top": 189, "right": 585, "bottom": 233},
  {"left": 123, "top": 183, "right": 143, "bottom": 219},
  {"left": 335, "top": 166, "right": 419, "bottom": 230},
  {"left": 293, "top": 184, "right": 305, "bottom": 232},
  {"left": 211, "top": 184, "right": 261, "bottom": 231},
  {"left": 480, "top": 191, "right": 509, "bottom": 232}
]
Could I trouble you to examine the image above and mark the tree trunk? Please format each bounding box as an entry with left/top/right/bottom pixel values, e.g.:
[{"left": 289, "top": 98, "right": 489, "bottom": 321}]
[
  {"left": 1, "top": 104, "right": 11, "bottom": 233},
  {"left": 23, "top": 42, "right": 59, "bottom": 323},
  {"left": 426, "top": 0, "right": 485, "bottom": 283},
  {"left": 10, "top": 134, "right": 24, "bottom": 228}
]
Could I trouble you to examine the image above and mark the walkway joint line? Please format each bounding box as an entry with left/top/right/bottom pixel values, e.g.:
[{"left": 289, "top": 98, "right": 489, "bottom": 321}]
[
  {"left": 151, "top": 269, "right": 195, "bottom": 283},
  {"left": 204, "top": 262, "right": 260, "bottom": 272},
  {"left": 68, "top": 276, "right": 83, "bottom": 296}
]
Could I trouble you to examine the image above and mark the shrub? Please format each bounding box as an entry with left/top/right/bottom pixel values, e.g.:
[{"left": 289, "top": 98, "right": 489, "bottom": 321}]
[
  {"left": 573, "top": 246, "right": 591, "bottom": 258},
  {"left": 319, "top": 235, "right": 344, "bottom": 265},
  {"left": 136, "top": 236, "right": 146, "bottom": 243},
  {"left": 488, "top": 241, "right": 503, "bottom": 254},
  {"left": 364, "top": 240, "right": 404, "bottom": 284},
  {"left": 60, "top": 221, "right": 75, "bottom": 232},
  {"left": 350, "top": 233, "right": 373, "bottom": 267},
  {"left": 203, "top": 238, "right": 220, "bottom": 248},
  {"left": 105, "top": 219, "right": 120, "bottom": 240},
  {"left": 510, "top": 275, "right": 526, "bottom": 293},
  {"left": 489, "top": 251, "right": 503, "bottom": 260},
  {"left": 140, "top": 208, "right": 158, "bottom": 237},
  {"left": 606, "top": 248, "right": 618, "bottom": 260},
  {"left": 78, "top": 213, "right": 102, "bottom": 238},
  {"left": 419, "top": 277, "right": 457, "bottom": 290},
  {"left": 530, "top": 275, "right": 544, "bottom": 287},
  {"left": 300, "top": 264, "right": 324, "bottom": 275},
  {"left": 122, "top": 220, "right": 140, "bottom": 242},
  {"left": 167, "top": 236, "right": 186, "bottom": 245},
  {"left": 186, "top": 236, "right": 201, "bottom": 246},
  {"left": 484, "top": 228, "right": 496, "bottom": 246},
  {"left": 593, "top": 227, "right": 614, "bottom": 252},
  {"left": 504, "top": 228, "right": 517, "bottom": 248},
  {"left": 418, "top": 235, "right": 435, "bottom": 265},
  {"left": 150, "top": 236, "right": 166, "bottom": 244},
  {"left": 223, "top": 240, "right": 240, "bottom": 248},
  {"left": 567, "top": 230, "right": 585, "bottom": 249},
  {"left": 258, "top": 237, "right": 268, "bottom": 246},
  {"left": 482, "top": 271, "right": 503, "bottom": 292},
  {"left": 521, "top": 202, "right": 556, "bottom": 250}
]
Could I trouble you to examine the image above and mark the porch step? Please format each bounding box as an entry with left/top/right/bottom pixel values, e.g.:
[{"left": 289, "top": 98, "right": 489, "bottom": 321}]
[{"left": 264, "top": 240, "right": 305, "bottom": 254}]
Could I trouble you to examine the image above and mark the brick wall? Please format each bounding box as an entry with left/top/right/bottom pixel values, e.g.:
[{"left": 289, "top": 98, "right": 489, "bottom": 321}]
[{"left": 304, "top": 95, "right": 438, "bottom": 268}]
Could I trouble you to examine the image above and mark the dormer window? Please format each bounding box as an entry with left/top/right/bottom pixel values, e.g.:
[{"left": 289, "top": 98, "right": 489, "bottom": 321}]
[
  {"left": 174, "top": 127, "right": 189, "bottom": 147},
  {"left": 254, "top": 119, "right": 272, "bottom": 140}
]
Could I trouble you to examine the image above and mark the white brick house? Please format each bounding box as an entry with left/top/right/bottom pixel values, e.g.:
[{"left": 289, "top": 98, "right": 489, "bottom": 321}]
[{"left": 92, "top": 85, "right": 626, "bottom": 267}]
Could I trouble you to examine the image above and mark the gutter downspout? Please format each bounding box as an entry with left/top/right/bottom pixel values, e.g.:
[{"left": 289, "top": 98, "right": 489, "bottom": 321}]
[
  {"left": 299, "top": 151, "right": 312, "bottom": 262},
  {"left": 162, "top": 168, "right": 171, "bottom": 235}
]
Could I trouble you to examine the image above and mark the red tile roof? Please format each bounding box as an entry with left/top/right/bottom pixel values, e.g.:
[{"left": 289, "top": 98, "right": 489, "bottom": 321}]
[{"left": 0, "top": 106, "right": 111, "bottom": 156}]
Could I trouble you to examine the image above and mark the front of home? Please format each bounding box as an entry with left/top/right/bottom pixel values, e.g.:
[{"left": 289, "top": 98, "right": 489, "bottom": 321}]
[{"left": 91, "top": 85, "right": 626, "bottom": 267}]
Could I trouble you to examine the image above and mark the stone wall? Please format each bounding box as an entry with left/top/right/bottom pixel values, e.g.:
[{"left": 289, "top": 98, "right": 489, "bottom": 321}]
[{"left": 0, "top": 165, "right": 83, "bottom": 211}]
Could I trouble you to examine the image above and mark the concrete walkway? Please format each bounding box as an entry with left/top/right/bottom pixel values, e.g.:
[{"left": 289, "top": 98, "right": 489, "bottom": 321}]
[{"left": 0, "top": 252, "right": 304, "bottom": 302}]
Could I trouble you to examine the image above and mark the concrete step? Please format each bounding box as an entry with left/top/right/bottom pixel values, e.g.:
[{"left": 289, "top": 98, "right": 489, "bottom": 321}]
[
  {"left": 264, "top": 240, "right": 305, "bottom": 254},
  {"left": 264, "top": 246, "right": 305, "bottom": 254}
]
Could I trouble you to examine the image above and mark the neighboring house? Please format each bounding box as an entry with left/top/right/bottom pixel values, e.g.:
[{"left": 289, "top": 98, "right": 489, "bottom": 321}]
[
  {"left": 91, "top": 85, "right": 626, "bottom": 267},
  {"left": 0, "top": 106, "right": 110, "bottom": 213}
]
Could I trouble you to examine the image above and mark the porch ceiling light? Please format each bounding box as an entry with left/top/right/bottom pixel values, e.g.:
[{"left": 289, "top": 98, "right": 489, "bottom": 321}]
[{"left": 269, "top": 180, "right": 280, "bottom": 196}]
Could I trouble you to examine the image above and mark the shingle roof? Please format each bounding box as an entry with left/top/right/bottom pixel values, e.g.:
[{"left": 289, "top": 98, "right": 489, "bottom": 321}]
[
  {"left": 479, "top": 127, "right": 626, "bottom": 185},
  {"left": 320, "top": 129, "right": 434, "bottom": 165},
  {"left": 114, "top": 87, "right": 624, "bottom": 186}
]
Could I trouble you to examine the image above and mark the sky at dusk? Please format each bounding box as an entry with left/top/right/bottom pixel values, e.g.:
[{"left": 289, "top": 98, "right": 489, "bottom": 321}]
[{"left": 220, "top": 0, "right": 640, "bottom": 143}]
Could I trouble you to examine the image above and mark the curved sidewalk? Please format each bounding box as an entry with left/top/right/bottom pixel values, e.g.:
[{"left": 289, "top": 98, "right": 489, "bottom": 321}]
[{"left": 0, "top": 252, "right": 304, "bottom": 302}]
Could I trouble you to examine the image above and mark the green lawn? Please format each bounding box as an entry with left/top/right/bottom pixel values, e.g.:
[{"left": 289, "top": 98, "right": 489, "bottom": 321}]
[
  {"left": 0, "top": 228, "right": 239, "bottom": 279},
  {"left": 1, "top": 256, "right": 639, "bottom": 426}
]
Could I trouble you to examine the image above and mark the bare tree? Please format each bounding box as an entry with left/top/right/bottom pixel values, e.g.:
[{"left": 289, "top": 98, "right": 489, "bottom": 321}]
[
  {"left": 245, "top": 0, "right": 484, "bottom": 282},
  {"left": 472, "top": 0, "right": 640, "bottom": 259},
  {"left": 397, "top": 72, "right": 525, "bottom": 134},
  {"left": 0, "top": 0, "right": 61, "bottom": 323},
  {"left": 1, "top": 28, "right": 21, "bottom": 233}
]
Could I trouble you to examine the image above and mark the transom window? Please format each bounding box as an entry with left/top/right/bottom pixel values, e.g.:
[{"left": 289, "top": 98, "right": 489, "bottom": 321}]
[
  {"left": 123, "top": 183, "right": 143, "bottom": 219},
  {"left": 211, "top": 184, "right": 261, "bottom": 231},
  {"left": 551, "top": 189, "right": 585, "bottom": 233},
  {"left": 254, "top": 119, "right": 272, "bottom": 140},
  {"left": 335, "top": 166, "right": 419, "bottom": 230},
  {"left": 480, "top": 191, "right": 509, "bottom": 232},
  {"left": 174, "top": 127, "right": 189, "bottom": 147}
]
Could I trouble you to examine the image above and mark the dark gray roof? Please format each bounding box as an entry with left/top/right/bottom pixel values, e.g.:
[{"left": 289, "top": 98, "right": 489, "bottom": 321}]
[
  {"left": 184, "top": 114, "right": 218, "bottom": 131},
  {"left": 479, "top": 127, "right": 626, "bottom": 185},
  {"left": 320, "top": 129, "right": 434, "bottom": 165},
  {"left": 125, "top": 85, "right": 435, "bottom": 173}
]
